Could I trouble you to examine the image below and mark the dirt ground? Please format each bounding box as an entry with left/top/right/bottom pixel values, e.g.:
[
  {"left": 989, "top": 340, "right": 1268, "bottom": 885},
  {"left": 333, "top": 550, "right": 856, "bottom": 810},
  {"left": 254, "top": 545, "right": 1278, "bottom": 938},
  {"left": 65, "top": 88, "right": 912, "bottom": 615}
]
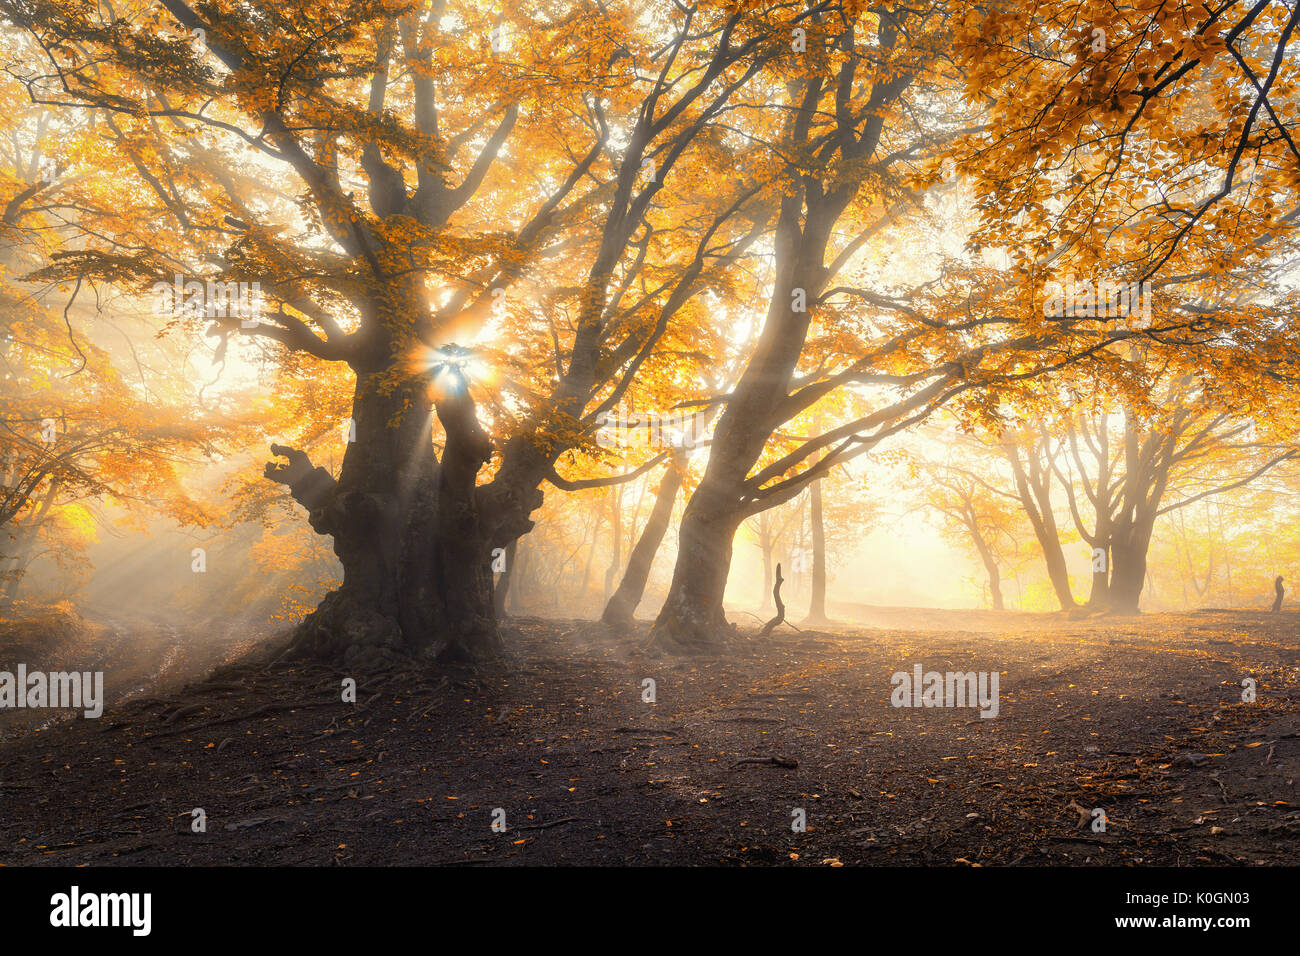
[{"left": 0, "top": 607, "right": 1297, "bottom": 866}]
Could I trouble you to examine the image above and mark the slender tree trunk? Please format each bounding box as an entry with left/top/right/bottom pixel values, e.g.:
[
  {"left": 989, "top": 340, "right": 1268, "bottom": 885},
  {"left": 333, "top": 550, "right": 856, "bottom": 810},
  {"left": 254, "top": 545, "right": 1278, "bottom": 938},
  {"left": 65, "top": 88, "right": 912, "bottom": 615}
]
[
  {"left": 759, "top": 563, "right": 786, "bottom": 637},
  {"left": 1088, "top": 562, "right": 1110, "bottom": 606},
  {"left": 967, "top": 519, "right": 1004, "bottom": 611},
  {"left": 511, "top": 537, "right": 531, "bottom": 614},
  {"left": 759, "top": 512, "right": 774, "bottom": 612},
  {"left": 579, "top": 510, "right": 602, "bottom": 610},
  {"left": 1220, "top": 505, "right": 1234, "bottom": 606},
  {"left": 0, "top": 539, "right": 33, "bottom": 605},
  {"left": 1033, "top": 516, "right": 1075, "bottom": 610},
  {"left": 0, "top": 555, "right": 25, "bottom": 606},
  {"left": 603, "top": 484, "right": 623, "bottom": 605},
  {"left": 987, "top": 561, "right": 1004, "bottom": 610},
  {"left": 805, "top": 479, "right": 828, "bottom": 623},
  {"left": 493, "top": 538, "right": 518, "bottom": 618},
  {"left": 1004, "top": 443, "right": 1076, "bottom": 610},
  {"left": 602, "top": 457, "right": 684, "bottom": 627},
  {"left": 0, "top": 479, "right": 60, "bottom": 607}
]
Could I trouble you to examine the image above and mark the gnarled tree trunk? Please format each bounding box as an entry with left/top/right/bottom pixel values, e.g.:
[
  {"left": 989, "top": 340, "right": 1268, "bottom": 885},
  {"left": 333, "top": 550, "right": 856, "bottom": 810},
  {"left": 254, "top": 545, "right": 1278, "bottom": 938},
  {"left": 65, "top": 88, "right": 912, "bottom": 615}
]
[
  {"left": 647, "top": 65, "right": 891, "bottom": 650},
  {"left": 269, "top": 357, "right": 501, "bottom": 669}
]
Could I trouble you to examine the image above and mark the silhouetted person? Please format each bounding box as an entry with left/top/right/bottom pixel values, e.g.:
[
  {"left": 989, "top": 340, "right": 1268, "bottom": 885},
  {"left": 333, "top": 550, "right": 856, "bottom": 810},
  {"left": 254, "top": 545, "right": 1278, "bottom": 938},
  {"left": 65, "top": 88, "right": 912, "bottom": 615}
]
[{"left": 1273, "top": 575, "right": 1285, "bottom": 612}]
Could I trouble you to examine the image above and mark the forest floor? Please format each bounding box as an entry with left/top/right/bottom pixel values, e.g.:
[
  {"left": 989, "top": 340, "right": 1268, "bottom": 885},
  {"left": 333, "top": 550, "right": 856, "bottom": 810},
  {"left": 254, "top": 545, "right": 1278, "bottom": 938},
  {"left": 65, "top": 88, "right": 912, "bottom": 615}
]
[{"left": 0, "top": 605, "right": 1298, "bottom": 866}]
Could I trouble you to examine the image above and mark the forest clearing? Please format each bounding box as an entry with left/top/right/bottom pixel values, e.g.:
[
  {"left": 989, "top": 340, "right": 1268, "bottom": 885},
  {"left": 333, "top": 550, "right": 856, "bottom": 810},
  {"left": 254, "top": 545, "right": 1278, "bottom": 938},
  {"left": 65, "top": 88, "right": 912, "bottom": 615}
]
[{"left": 2, "top": 608, "right": 1296, "bottom": 866}]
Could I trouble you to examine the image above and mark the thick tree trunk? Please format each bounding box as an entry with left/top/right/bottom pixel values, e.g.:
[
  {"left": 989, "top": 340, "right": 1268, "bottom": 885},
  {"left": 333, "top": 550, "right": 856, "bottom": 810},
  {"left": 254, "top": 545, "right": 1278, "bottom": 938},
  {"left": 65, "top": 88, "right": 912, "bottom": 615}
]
[
  {"left": 805, "top": 479, "right": 828, "bottom": 624},
  {"left": 1085, "top": 512, "right": 1112, "bottom": 606},
  {"left": 1108, "top": 548, "right": 1144, "bottom": 612},
  {"left": 602, "top": 458, "right": 683, "bottom": 627},
  {"left": 987, "top": 562, "right": 1004, "bottom": 611},
  {"left": 272, "top": 362, "right": 499, "bottom": 669},
  {"left": 1108, "top": 519, "right": 1154, "bottom": 614},
  {"left": 429, "top": 387, "right": 500, "bottom": 660},
  {"left": 1104, "top": 418, "right": 1173, "bottom": 615},
  {"left": 648, "top": 477, "right": 743, "bottom": 648},
  {"left": 1036, "top": 521, "right": 1075, "bottom": 609}
]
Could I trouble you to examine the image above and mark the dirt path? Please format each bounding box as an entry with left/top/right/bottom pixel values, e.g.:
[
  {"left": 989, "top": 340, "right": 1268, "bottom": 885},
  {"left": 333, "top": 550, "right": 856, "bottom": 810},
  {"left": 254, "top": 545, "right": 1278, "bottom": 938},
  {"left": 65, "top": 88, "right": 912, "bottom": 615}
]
[
  {"left": 0, "top": 609, "right": 1296, "bottom": 865},
  {"left": 0, "top": 609, "right": 264, "bottom": 738}
]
